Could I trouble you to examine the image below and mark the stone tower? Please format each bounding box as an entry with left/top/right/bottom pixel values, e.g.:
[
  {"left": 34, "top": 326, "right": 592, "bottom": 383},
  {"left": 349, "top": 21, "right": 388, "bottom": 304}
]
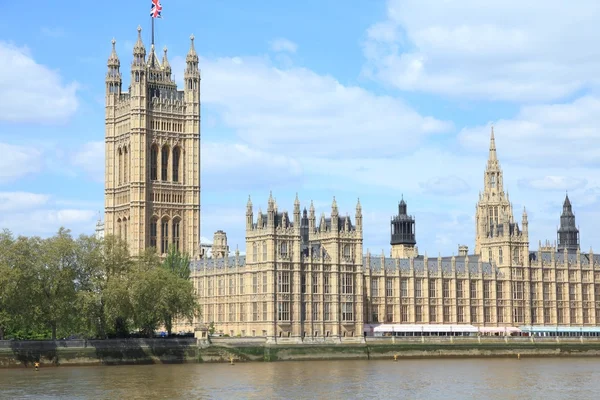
[
  {"left": 390, "top": 197, "right": 418, "bottom": 258},
  {"left": 104, "top": 27, "right": 201, "bottom": 257},
  {"left": 474, "top": 128, "right": 529, "bottom": 270},
  {"left": 211, "top": 230, "right": 229, "bottom": 258},
  {"left": 557, "top": 194, "right": 579, "bottom": 252}
]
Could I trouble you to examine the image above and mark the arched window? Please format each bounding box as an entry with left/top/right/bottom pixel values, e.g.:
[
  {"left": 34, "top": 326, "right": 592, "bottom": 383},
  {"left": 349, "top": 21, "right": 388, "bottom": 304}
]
[
  {"left": 150, "top": 218, "right": 158, "bottom": 248},
  {"left": 490, "top": 174, "right": 496, "bottom": 188},
  {"left": 262, "top": 242, "right": 267, "bottom": 261},
  {"left": 123, "top": 147, "right": 128, "bottom": 183},
  {"left": 117, "top": 218, "right": 122, "bottom": 238},
  {"left": 344, "top": 244, "right": 350, "bottom": 257},
  {"left": 499, "top": 248, "right": 503, "bottom": 264},
  {"left": 161, "top": 218, "right": 169, "bottom": 254},
  {"left": 150, "top": 144, "right": 158, "bottom": 181},
  {"left": 161, "top": 145, "right": 169, "bottom": 181},
  {"left": 252, "top": 243, "right": 258, "bottom": 262},
  {"left": 280, "top": 242, "right": 288, "bottom": 257},
  {"left": 488, "top": 249, "right": 493, "bottom": 262},
  {"left": 117, "top": 148, "right": 123, "bottom": 185},
  {"left": 513, "top": 248, "right": 519, "bottom": 264},
  {"left": 172, "top": 146, "right": 181, "bottom": 182},
  {"left": 172, "top": 219, "right": 181, "bottom": 252},
  {"left": 123, "top": 217, "right": 128, "bottom": 243}
]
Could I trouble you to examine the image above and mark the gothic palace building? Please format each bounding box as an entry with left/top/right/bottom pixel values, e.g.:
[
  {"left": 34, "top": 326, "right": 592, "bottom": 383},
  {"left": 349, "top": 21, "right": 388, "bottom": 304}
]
[
  {"left": 191, "top": 130, "right": 600, "bottom": 338},
  {"left": 103, "top": 27, "right": 600, "bottom": 338}
]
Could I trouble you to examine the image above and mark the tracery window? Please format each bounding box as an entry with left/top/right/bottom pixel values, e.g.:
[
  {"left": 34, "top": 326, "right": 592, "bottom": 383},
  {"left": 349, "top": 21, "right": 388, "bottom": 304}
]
[
  {"left": 172, "top": 146, "right": 181, "bottom": 182},
  {"left": 161, "top": 145, "right": 169, "bottom": 181},
  {"left": 150, "top": 145, "right": 158, "bottom": 181},
  {"left": 161, "top": 218, "right": 169, "bottom": 254}
]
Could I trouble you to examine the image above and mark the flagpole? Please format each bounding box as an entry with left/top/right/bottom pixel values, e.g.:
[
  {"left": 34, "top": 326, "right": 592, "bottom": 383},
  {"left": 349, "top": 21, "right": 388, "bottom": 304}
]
[{"left": 151, "top": 16, "right": 155, "bottom": 46}]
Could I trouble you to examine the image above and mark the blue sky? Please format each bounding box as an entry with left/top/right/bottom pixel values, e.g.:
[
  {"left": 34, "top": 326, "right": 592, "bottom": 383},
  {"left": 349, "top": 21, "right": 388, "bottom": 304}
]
[{"left": 2, "top": 0, "right": 600, "bottom": 256}]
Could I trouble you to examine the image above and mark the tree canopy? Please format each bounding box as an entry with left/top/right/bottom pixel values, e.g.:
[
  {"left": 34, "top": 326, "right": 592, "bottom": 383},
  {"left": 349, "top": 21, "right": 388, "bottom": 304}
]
[{"left": 0, "top": 229, "right": 199, "bottom": 340}]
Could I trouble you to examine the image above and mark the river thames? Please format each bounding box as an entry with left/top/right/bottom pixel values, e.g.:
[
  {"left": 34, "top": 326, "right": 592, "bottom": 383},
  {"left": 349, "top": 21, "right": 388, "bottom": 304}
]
[{"left": 1, "top": 358, "right": 598, "bottom": 399}]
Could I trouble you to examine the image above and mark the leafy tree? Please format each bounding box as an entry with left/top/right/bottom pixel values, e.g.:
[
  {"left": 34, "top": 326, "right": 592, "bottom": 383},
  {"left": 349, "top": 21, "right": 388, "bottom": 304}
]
[
  {"left": 162, "top": 245, "right": 191, "bottom": 280},
  {"left": 34, "top": 228, "right": 79, "bottom": 339}
]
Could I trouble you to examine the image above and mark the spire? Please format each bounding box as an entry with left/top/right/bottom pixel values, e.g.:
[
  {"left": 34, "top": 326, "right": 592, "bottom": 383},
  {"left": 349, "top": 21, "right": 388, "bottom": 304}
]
[
  {"left": 106, "top": 38, "right": 122, "bottom": 95},
  {"left": 332, "top": 196, "right": 338, "bottom": 213},
  {"left": 162, "top": 46, "right": 171, "bottom": 73},
  {"left": 294, "top": 193, "right": 300, "bottom": 207},
  {"left": 107, "top": 38, "right": 120, "bottom": 67},
  {"left": 246, "top": 195, "right": 252, "bottom": 213},
  {"left": 147, "top": 44, "right": 161, "bottom": 69},
  {"left": 186, "top": 34, "right": 198, "bottom": 62},
  {"left": 356, "top": 198, "right": 362, "bottom": 212},
  {"left": 488, "top": 126, "right": 497, "bottom": 162},
  {"left": 133, "top": 26, "right": 146, "bottom": 60}
]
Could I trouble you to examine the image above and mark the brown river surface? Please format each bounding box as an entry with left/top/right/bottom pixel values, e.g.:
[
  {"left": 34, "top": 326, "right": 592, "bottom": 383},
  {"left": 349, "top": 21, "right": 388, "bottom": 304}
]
[{"left": 0, "top": 358, "right": 598, "bottom": 399}]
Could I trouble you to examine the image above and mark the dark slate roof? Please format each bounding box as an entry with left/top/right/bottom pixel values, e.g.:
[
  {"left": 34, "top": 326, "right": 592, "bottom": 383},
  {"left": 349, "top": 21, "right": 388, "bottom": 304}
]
[
  {"left": 364, "top": 254, "right": 499, "bottom": 276},
  {"left": 253, "top": 211, "right": 293, "bottom": 229},
  {"left": 191, "top": 255, "right": 247, "bottom": 270},
  {"left": 528, "top": 251, "right": 600, "bottom": 265},
  {"left": 318, "top": 216, "right": 354, "bottom": 232}
]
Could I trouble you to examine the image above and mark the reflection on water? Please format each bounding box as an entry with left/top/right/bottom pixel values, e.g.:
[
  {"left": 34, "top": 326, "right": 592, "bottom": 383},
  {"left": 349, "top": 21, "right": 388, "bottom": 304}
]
[{"left": 0, "top": 358, "right": 598, "bottom": 399}]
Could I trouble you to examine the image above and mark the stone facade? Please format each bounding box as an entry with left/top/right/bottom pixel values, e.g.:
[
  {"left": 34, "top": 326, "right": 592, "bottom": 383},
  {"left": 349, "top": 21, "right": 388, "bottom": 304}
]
[
  {"left": 192, "top": 128, "right": 600, "bottom": 338},
  {"left": 192, "top": 194, "right": 364, "bottom": 338},
  {"left": 104, "top": 27, "right": 201, "bottom": 257}
]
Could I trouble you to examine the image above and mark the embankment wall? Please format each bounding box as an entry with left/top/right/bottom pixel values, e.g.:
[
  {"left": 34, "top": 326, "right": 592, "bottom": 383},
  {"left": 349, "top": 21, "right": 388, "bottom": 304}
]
[{"left": 3, "top": 336, "right": 600, "bottom": 367}]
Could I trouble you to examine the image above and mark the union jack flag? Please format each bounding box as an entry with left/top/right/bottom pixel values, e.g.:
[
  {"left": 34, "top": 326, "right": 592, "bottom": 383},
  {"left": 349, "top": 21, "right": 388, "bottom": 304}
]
[{"left": 150, "top": 0, "right": 162, "bottom": 18}]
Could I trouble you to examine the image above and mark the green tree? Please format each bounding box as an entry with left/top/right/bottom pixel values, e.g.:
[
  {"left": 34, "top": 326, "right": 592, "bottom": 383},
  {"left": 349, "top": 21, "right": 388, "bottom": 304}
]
[
  {"left": 34, "top": 228, "right": 79, "bottom": 339},
  {"left": 162, "top": 245, "right": 191, "bottom": 280}
]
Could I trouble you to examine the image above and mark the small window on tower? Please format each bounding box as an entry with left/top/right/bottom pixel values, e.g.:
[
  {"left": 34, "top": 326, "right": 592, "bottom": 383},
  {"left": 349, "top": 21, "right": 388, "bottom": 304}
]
[{"left": 490, "top": 174, "right": 496, "bottom": 188}]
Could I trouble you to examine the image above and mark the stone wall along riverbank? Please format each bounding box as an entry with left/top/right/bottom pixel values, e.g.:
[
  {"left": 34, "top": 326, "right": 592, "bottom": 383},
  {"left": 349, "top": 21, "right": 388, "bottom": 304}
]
[
  {"left": 3, "top": 336, "right": 600, "bottom": 367},
  {"left": 0, "top": 338, "right": 198, "bottom": 368}
]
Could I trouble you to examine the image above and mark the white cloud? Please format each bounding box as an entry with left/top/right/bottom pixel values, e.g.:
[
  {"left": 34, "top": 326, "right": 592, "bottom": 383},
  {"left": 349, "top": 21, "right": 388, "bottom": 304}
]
[
  {"left": 0, "top": 191, "right": 96, "bottom": 237},
  {"left": 0, "top": 192, "right": 49, "bottom": 212},
  {"left": 362, "top": 0, "right": 600, "bottom": 102},
  {"left": 0, "top": 142, "right": 43, "bottom": 183},
  {"left": 269, "top": 38, "right": 298, "bottom": 54},
  {"left": 519, "top": 176, "right": 587, "bottom": 192},
  {"left": 0, "top": 41, "right": 79, "bottom": 123},
  {"left": 458, "top": 96, "right": 600, "bottom": 167},
  {"left": 420, "top": 175, "right": 470, "bottom": 196},
  {"left": 203, "top": 141, "right": 303, "bottom": 190},
  {"left": 172, "top": 55, "right": 451, "bottom": 158},
  {"left": 71, "top": 141, "right": 104, "bottom": 182}
]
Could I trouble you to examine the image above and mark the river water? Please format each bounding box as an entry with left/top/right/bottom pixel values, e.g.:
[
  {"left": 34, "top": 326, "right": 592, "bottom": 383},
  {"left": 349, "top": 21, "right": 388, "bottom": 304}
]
[{"left": 0, "top": 358, "right": 598, "bottom": 399}]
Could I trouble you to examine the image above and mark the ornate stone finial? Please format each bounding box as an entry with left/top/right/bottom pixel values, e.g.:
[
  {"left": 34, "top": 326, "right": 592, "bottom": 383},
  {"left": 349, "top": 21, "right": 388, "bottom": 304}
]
[
  {"left": 190, "top": 34, "right": 195, "bottom": 42},
  {"left": 137, "top": 25, "right": 142, "bottom": 34},
  {"left": 163, "top": 45, "right": 168, "bottom": 54},
  {"left": 111, "top": 38, "right": 116, "bottom": 48}
]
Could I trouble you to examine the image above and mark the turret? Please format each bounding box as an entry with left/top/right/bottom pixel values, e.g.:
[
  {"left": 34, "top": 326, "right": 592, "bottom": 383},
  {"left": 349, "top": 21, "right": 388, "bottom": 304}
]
[
  {"left": 522, "top": 207, "right": 528, "bottom": 234},
  {"left": 267, "top": 191, "right": 275, "bottom": 228},
  {"left": 106, "top": 38, "right": 121, "bottom": 95},
  {"left": 184, "top": 34, "right": 200, "bottom": 99},
  {"left": 355, "top": 198, "right": 362, "bottom": 232},
  {"left": 331, "top": 196, "right": 339, "bottom": 232},
  {"left": 293, "top": 193, "right": 301, "bottom": 229},
  {"left": 246, "top": 195, "right": 253, "bottom": 230},
  {"left": 162, "top": 46, "right": 172, "bottom": 77},
  {"left": 557, "top": 193, "right": 579, "bottom": 252},
  {"left": 309, "top": 200, "right": 316, "bottom": 231}
]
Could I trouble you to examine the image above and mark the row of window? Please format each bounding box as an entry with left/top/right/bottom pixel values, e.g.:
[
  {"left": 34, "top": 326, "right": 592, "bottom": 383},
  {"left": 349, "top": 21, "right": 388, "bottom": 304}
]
[
  {"left": 250, "top": 241, "right": 353, "bottom": 262},
  {"left": 202, "top": 301, "right": 350, "bottom": 323},
  {"left": 149, "top": 144, "right": 181, "bottom": 182},
  {"left": 150, "top": 119, "right": 183, "bottom": 133},
  {"left": 198, "top": 272, "right": 353, "bottom": 296},
  {"left": 149, "top": 217, "right": 181, "bottom": 254}
]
